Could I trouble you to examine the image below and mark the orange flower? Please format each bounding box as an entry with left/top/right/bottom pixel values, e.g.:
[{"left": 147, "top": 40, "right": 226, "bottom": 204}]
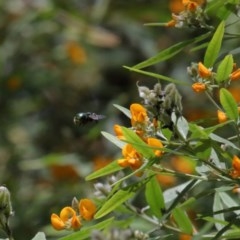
[
  {"left": 179, "top": 233, "right": 192, "bottom": 240},
  {"left": 147, "top": 138, "right": 164, "bottom": 157},
  {"left": 130, "top": 103, "right": 148, "bottom": 126},
  {"left": 198, "top": 62, "right": 212, "bottom": 78},
  {"left": 79, "top": 199, "right": 96, "bottom": 221},
  {"left": 192, "top": 82, "right": 206, "bottom": 93},
  {"left": 230, "top": 68, "right": 240, "bottom": 81},
  {"left": 230, "top": 155, "right": 240, "bottom": 178},
  {"left": 156, "top": 174, "right": 176, "bottom": 188},
  {"left": 217, "top": 110, "right": 227, "bottom": 123},
  {"left": 183, "top": 0, "right": 198, "bottom": 11},
  {"left": 118, "top": 144, "right": 142, "bottom": 170},
  {"left": 171, "top": 156, "right": 195, "bottom": 174},
  {"left": 65, "top": 41, "right": 87, "bottom": 64},
  {"left": 51, "top": 206, "right": 81, "bottom": 231},
  {"left": 113, "top": 124, "right": 125, "bottom": 140}
]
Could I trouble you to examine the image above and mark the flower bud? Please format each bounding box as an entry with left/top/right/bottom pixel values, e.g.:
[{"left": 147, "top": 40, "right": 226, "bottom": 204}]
[{"left": 0, "top": 186, "right": 13, "bottom": 219}]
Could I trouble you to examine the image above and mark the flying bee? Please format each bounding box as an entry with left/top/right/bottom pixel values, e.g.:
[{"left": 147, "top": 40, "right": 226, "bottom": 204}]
[{"left": 73, "top": 112, "right": 105, "bottom": 126}]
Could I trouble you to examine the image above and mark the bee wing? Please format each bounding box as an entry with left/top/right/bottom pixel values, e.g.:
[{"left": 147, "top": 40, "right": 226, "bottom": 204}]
[{"left": 89, "top": 113, "right": 106, "bottom": 120}]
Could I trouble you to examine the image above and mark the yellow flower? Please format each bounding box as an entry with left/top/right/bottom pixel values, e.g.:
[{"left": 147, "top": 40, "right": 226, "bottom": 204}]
[
  {"left": 230, "top": 68, "right": 240, "bottom": 81},
  {"left": 191, "top": 82, "right": 206, "bottom": 93},
  {"left": 198, "top": 62, "right": 212, "bottom": 78},
  {"left": 147, "top": 138, "right": 164, "bottom": 157},
  {"left": 130, "top": 103, "right": 148, "bottom": 126},
  {"left": 51, "top": 206, "right": 81, "bottom": 231},
  {"left": 217, "top": 110, "right": 227, "bottom": 123},
  {"left": 118, "top": 144, "right": 142, "bottom": 170},
  {"left": 79, "top": 199, "right": 96, "bottom": 221},
  {"left": 230, "top": 155, "right": 240, "bottom": 178}
]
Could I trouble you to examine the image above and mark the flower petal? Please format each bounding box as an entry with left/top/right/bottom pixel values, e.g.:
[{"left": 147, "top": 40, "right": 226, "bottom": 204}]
[{"left": 79, "top": 199, "right": 96, "bottom": 221}]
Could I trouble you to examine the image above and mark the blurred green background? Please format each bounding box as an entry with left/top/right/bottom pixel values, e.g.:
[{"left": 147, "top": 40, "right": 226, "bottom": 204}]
[{"left": 0, "top": 0, "right": 239, "bottom": 239}]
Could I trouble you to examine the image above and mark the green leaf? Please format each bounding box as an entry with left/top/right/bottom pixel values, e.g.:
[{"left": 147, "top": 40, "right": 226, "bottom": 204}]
[
  {"left": 121, "top": 127, "right": 155, "bottom": 159},
  {"left": 216, "top": 54, "right": 233, "bottom": 82},
  {"left": 31, "top": 232, "right": 46, "bottom": 240},
  {"left": 176, "top": 116, "right": 189, "bottom": 140},
  {"left": 172, "top": 207, "right": 193, "bottom": 234},
  {"left": 218, "top": 192, "right": 240, "bottom": 215},
  {"left": 219, "top": 88, "right": 238, "bottom": 122},
  {"left": 145, "top": 175, "right": 165, "bottom": 218},
  {"left": 206, "top": 0, "right": 237, "bottom": 20},
  {"left": 95, "top": 177, "right": 152, "bottom": 219},
  {"left": 123, "top": 66, "right": 190, "bottom": 85},
  {"left": 113, "top": 104, "right": 131, "bottom": 118},
  {"left": 204, "top": 21, "right": 225, "bottom": 67},
  {"left": 86, "top": 160, "right": 122, "bottom": 181},
  {"left": 101, "top": 131, "right": 125, "bottom": 149},
  {"left": 213, "top": 192, "right": 225, "bottom": 231},
  {"left": 132, "top": 40, "right": 193, "bottom": 69},
  {"left": 132, "top": 32, "right": 210, "bottom": 70},
  {"left": 59, "top": 217, "right": 114, "bottom": 240}
]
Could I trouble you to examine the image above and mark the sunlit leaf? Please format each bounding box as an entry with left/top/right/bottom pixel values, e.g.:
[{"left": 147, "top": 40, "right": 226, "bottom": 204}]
[
  {"left": 86, "top": 160, "right": 122, "bottom": 181},
  {"left": 113, "top": 104, "right": 131, "bottom": 118},
  {"left": 216, "top": 54, "right": 233, "bottom": 82},
  {"left": 101, "top": 131, "right": 125, "bottom": 149},
  {"left": 204, "top": 21, "right": 225, "bottom": 67},
  {"left": 219, "top": 88, "right": 238, "bottom": 122}
]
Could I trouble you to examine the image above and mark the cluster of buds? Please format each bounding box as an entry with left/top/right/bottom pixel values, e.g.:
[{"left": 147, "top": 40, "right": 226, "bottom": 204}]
[
  {"left": 94, "top": 173, "right": 124, "bottom": 199},
  {"left": 91, "top": 228, "right": 149, "bottom": 240},
  {"left": 137, "top": 82, "right": 182, "bottom": 129},
  {"left": 166, "top": 0, "right": 210, "bottom": 29},
  {"left": 0, "top": 186, "right": 13, "bottom": 239}
]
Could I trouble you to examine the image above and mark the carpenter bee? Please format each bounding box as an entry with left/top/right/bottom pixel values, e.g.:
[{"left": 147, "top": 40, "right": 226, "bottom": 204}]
[{"left": 73, "top": 112, "right": 105, "bottom": 126}]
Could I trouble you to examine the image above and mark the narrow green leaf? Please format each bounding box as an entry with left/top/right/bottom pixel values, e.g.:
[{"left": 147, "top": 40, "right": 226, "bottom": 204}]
[
  {"left": 145, "top": 175, "right": 165, "bottom": 217},
  {"left": 59, "top": 217, "right": 114, "bottom": 240},
  {"left": 204, "top": 21, "right": 225, "bottom": 67},
  {"left": 132, "top": 40, "right": 193, "bottom": 69},
  {"left": 216, "top": 54, "right": 233, "bottom": 82},
  {"left": 113, "top": 104, "right": 131, "bottom": 118},
  {"left": 95, "top": 177, "right": 152, "bottom": 219},
  {"left": 86, "top": 160, "right": 122, "bottom": 181},
  {"left": 172, "top": 207, "right": 193, "bottom": 234},
  {"left": 132, "top": 32, "right": 210, "bottom": 70},
  {"left": 219, "top": 88, "right": 238, "bottom": 122},
  {"left": 213, "top": 192, "right": 225, "bottom": 231},
  {"left": 121, "top": 127, "right": 155, "bottom": 159},
  {"left": 123, "top": 66, "right": 190, "bottom": 85},
  {"left": 101, "top": 131, "right": 125, "bottom": 149},
  {"left": 218, "top": 192, "right": 240, "bottom": 215},
  {"left": 94, "top": 189, "right": 134, "bottom": 219}
]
